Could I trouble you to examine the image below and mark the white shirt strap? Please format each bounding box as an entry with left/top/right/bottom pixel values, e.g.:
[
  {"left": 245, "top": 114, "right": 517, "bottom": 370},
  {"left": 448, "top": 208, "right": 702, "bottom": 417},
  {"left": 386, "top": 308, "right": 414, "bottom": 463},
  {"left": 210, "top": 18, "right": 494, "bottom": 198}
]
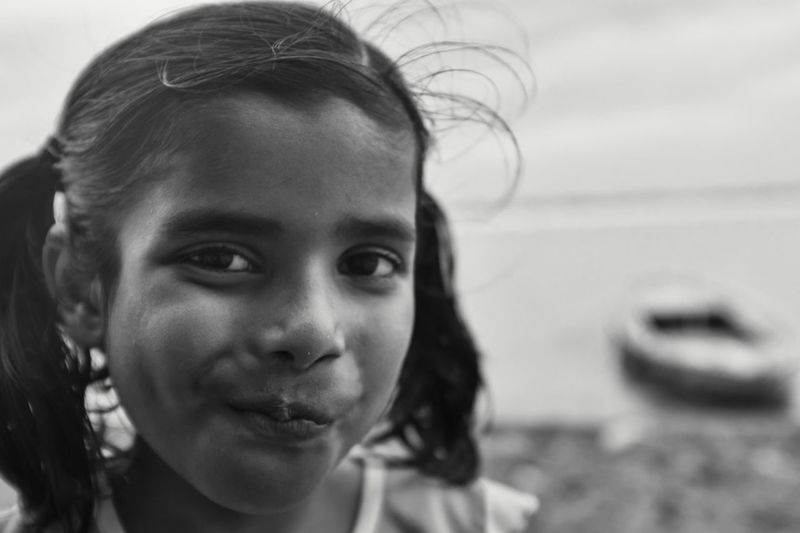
[
  {"left": 351, "top": 457, "right": 385, "bottom": 533},
  {"left": 483, "top": 479, "right": 540, "bottom": 533}
]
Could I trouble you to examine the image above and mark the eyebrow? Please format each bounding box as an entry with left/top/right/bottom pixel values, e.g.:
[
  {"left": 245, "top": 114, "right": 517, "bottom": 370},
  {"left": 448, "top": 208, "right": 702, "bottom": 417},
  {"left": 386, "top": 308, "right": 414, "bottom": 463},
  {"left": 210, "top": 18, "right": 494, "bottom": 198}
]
[
  {"left": 335, "top": 215, "right": 417, "bottom": 244},
  {"left": 160, "top": 209, "right": 283, "bottom": 238},
  {"left": 160, "top": 209, "right": 416, "bottom": 243}
]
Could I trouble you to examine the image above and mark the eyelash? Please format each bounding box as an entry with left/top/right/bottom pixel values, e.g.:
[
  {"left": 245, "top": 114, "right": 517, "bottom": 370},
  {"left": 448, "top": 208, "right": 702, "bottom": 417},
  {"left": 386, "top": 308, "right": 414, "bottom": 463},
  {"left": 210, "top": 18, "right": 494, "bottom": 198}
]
[
  {"left": 179, "top": 246, "right": 406, "bottom": 279},
  {"left": 181, "top": 246, "right": 257, "bottom": 273},
  {"left": 338, "top": 248, "right": 405, "bottom": 279}
]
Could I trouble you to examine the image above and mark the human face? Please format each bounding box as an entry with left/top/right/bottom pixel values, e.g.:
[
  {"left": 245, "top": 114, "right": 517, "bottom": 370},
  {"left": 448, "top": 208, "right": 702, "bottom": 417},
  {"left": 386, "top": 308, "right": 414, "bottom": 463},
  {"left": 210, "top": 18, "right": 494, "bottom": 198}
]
[{"left": 103, "top": 94, "right": 417, "bottom": 513}]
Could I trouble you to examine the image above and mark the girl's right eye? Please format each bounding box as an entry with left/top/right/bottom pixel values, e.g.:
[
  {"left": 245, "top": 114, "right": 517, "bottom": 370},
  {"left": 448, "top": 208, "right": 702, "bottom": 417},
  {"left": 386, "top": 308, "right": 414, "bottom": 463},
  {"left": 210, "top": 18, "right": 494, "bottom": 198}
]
[{"left": 182, "top": 247, "right": 256, "bottom": 273}]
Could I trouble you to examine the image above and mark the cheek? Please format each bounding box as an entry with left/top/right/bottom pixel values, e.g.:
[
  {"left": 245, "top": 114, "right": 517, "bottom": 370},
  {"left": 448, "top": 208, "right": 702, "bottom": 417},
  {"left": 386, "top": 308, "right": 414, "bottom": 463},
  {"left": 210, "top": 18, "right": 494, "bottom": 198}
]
[
  {"left": 104, "top": 284, "right": 238, "bottom": 414},
  {"left": 356, "top": 294, "right": 415, "bottom": 406}
]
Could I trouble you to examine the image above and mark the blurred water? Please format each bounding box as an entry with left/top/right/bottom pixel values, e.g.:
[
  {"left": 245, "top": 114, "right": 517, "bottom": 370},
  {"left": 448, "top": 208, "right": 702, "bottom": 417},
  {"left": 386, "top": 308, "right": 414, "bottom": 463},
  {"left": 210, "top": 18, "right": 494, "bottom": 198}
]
[{"left": 454, "top": 194, "right": 800, "bottom": 423}]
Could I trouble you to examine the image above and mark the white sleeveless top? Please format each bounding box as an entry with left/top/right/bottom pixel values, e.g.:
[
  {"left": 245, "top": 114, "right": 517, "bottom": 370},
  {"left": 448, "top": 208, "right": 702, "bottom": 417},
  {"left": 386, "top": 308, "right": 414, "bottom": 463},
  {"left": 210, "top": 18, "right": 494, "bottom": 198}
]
[{"left": 349, "top": 457, "right": 538, "bottom": 533}]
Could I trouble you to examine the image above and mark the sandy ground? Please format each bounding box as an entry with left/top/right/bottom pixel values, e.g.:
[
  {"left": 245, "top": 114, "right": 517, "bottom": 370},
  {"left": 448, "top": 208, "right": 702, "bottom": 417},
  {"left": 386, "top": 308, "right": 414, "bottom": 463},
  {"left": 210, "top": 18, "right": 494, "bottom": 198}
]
[{"left": 482, "top": 412, "right": 800, "bottom": 532}]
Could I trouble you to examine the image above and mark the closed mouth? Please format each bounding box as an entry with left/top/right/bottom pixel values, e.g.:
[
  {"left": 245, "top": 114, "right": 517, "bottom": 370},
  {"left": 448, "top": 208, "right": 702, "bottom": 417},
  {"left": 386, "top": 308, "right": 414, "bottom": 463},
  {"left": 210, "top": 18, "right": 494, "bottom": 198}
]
[
  {"left": 226, "top": 396, "right": 335, "bottom": 426},
  {"left": 228, "top": 405, "right": 333, "bottom": 442}
]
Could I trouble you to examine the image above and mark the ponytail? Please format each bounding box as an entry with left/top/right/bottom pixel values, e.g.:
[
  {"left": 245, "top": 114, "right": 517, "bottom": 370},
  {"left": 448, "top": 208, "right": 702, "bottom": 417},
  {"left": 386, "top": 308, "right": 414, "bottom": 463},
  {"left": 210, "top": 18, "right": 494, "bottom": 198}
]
[{"left": 0, "top": 146, "right": 95, "bottom": 531}]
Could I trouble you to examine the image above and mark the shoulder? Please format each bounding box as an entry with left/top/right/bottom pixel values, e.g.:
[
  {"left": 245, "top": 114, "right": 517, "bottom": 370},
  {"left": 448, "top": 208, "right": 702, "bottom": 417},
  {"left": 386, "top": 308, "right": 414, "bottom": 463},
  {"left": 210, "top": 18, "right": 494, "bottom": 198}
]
[
  {"left": 480, "top": 478, "right": 540, "bottom": 533},
  {"left": 380, "top": 467, "right": 538, "bottom": 533},
  {"left": 0, "top": 506, "right": 24, "bottom": 533},
  {"left": 0, "top": 506, "right": 82, "bottom": 533}
]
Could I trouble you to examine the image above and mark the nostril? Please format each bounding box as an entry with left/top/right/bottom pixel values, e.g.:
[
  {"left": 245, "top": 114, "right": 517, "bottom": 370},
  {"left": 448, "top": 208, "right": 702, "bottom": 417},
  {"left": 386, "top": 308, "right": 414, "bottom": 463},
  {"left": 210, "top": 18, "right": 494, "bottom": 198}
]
[
  {"left": 253, "top": 319, "right": 345, "bottom": 368},
  {"left": 270, "top": 349, "right": 338, "bottom": 367},
  {"left": 272, "top": 351, "right": 293, "bottom": 363},
  {"left": 316, "top": 352, "right": 339, "bottom": 364}
]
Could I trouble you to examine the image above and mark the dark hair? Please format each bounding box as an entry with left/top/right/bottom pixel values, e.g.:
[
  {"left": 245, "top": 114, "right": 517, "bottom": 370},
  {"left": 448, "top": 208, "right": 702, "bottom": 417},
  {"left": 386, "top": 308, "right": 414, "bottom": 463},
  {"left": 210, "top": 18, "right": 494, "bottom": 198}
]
[
  {"left": 0, "top": 2, "right": 486, "bottom": 530},
  {"left": 374, "top": 189, "right": 482, "bottom": 483}
]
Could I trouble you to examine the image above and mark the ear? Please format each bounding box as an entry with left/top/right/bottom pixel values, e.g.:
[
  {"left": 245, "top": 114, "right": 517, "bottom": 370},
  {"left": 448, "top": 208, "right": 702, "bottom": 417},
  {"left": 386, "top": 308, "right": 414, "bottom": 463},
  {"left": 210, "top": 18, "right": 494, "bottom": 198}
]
[{"left": 42, "top": 225, "right": 105, "bottom": 349}]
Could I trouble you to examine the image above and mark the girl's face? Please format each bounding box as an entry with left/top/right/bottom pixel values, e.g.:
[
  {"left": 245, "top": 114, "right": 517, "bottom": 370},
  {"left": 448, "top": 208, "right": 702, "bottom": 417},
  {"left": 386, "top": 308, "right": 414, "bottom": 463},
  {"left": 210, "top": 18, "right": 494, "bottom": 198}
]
[{"left": 103, "top": 93, "right": 418, "bottom": 513}]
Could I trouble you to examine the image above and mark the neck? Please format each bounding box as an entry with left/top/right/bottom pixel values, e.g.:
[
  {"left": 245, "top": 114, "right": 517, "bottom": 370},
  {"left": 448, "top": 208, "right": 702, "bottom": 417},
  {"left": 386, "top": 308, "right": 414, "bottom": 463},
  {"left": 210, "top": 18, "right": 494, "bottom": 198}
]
[{"left": 111, "top": 442, "right": 362, "bottom": 533}]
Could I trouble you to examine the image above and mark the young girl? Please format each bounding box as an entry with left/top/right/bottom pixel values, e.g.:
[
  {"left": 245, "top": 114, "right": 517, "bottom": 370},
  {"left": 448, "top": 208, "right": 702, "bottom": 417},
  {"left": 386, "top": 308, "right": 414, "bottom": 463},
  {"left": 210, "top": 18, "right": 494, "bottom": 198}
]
[{"left": 0, "top": 2, "right": 536, "bottom": 532}]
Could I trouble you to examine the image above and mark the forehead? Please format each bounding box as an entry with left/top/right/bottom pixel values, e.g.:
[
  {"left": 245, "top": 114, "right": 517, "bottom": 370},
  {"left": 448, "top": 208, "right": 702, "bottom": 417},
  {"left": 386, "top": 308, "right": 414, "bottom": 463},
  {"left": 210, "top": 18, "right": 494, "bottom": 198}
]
[
  {"left": 190, "top": 92, "right": 414, "bottom": 162},
  {"left": 135, "top": 93, "right": 418, "bottom": 236}
]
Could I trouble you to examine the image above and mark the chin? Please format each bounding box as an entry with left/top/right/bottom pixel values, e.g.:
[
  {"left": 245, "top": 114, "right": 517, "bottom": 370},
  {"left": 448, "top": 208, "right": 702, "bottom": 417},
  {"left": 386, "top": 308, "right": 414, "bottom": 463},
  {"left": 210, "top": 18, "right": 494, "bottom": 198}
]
[{"left": 195, "top": 442, "right": 341, "bottom": 514}]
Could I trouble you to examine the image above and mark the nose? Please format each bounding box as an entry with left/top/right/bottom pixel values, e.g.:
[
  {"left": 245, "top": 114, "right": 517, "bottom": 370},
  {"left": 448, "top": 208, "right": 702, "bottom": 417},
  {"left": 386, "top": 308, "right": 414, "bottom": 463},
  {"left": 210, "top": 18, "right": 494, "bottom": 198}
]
[{"left": 249, "top": 265, "right": 346, "bottom": 370}]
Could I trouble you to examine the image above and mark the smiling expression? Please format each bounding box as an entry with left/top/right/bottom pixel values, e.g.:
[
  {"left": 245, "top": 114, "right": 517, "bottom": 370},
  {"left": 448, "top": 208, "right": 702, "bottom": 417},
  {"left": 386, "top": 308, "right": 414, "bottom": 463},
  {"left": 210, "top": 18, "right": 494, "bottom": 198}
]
[{"left": 103, "top": 93, "right": 418, "bottom": 513}]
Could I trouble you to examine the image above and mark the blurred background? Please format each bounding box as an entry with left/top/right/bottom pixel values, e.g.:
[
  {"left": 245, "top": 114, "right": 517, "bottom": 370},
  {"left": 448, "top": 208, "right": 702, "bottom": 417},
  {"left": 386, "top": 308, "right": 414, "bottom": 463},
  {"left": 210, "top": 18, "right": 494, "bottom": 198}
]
[
  {"left": 6, "top": 0, "right": 799, "bottom": 422},
  {"left": 2, "top": 0, "right": 800, "bottom": 529}
]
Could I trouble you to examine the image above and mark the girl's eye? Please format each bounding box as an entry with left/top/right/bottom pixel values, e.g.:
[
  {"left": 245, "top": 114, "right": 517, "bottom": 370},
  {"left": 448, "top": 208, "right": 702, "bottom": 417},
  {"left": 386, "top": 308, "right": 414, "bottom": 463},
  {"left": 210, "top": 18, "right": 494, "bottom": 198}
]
[
  {"left": 183, "top": 248, "right": 255, "bottom": 273},
  {"left": 340, "top": 250, "right": 402, "bottom": 278}
]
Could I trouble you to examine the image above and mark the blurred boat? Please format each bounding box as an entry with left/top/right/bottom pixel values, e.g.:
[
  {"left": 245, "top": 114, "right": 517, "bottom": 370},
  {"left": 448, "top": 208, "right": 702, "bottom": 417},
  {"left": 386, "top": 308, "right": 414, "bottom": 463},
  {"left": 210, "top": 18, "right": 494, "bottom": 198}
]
[{"left": 610, "top": 277, "right": 797, "bottom": 407}]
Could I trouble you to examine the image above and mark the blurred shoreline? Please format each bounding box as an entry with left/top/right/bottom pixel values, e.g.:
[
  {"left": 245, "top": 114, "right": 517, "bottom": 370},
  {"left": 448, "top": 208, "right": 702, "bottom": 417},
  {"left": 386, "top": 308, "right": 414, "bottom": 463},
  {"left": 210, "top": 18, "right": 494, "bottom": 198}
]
[{"left": 451, "top": 190, "right": 800, "bottom": 424}]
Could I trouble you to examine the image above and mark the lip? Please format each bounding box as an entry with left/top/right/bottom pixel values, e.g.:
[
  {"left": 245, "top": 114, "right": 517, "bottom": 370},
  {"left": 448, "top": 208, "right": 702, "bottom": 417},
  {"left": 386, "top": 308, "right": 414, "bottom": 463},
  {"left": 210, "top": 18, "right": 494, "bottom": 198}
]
[{"left": 227, "top": 396, "right": 335, "bottom": 443}]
